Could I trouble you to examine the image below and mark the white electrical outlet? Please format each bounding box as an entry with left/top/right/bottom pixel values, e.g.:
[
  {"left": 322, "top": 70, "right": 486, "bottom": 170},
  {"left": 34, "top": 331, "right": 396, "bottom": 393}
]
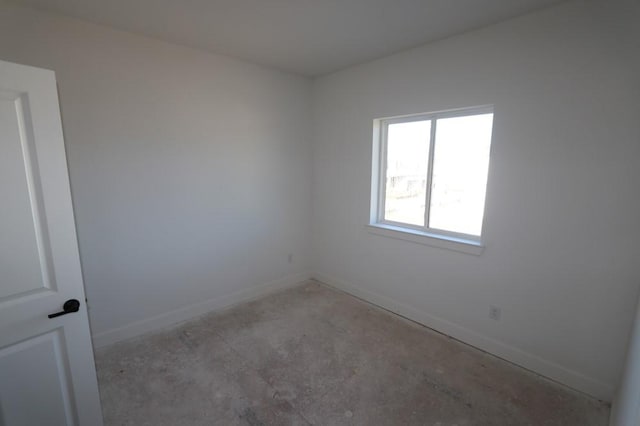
[{"left": 489, "top": 306, "right": 501, "bottom": 321}]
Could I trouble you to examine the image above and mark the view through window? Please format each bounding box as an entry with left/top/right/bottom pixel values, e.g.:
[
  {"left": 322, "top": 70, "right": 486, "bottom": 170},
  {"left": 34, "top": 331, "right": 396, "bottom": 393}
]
[{"left": 377, "top": 107, "right": 493, "bottom": 240}]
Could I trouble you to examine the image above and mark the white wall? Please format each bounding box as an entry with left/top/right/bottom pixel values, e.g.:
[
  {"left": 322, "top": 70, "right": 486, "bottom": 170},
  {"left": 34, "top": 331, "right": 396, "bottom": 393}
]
[
  {"left": 0, "top": 2, "right": 312, "bottom": 345},
  {"left": 311, "top": 0, "right": 640, "bottom": 400},
  {"left": 606, "top": 0, "right": 640, "bottom": 421}
]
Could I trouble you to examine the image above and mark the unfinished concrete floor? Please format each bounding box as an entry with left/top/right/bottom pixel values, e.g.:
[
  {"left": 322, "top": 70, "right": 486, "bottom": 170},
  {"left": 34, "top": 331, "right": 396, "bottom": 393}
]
[{"left": 96, "top": 280, "right": 609, "bottom": 425}]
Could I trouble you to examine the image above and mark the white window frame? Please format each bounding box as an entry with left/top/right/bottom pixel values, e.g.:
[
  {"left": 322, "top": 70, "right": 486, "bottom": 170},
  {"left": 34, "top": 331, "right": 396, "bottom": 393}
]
[{"left": 368, "top": 105, "right": 494, "bottom": 255}]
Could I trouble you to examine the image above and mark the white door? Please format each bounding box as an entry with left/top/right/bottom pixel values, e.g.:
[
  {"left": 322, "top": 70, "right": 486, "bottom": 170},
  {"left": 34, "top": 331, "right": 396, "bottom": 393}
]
[{"left": 0, "top": 60, "right": 103, "bottom": 425}]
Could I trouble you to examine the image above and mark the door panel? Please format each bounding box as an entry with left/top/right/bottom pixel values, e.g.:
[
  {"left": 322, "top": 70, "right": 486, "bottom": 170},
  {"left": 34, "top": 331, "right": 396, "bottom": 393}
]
[
  {"left": 0, "top": 90, "right": 55, "bottom": 302},
  {"left": 0, "top": 330, "right": 74, "bottom": 425},
  {"left": 0, "top": 60, "right": 103, "bottom": 425}
]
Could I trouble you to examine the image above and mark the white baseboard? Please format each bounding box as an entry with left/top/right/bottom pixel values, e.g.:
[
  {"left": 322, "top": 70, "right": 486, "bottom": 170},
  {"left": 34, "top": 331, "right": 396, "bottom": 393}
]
[
  {"left": 312, "top": 271, "right": 614, "bottom": 402},
  {"left": 92, "top": 271, "right": 311, "bottom": 349}
]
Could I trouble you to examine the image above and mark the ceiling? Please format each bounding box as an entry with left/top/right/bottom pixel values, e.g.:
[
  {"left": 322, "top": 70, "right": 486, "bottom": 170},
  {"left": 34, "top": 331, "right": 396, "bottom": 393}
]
[{"left": 14, "top": 0, "right": 563, "bottom": 76}]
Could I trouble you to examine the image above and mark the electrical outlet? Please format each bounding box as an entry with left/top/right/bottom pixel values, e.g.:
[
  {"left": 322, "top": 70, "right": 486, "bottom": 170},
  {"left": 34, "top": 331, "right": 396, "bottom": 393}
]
[
  {"left": 287, "top": 254, "right": 293, "bottom": 263},
  {"left": 489, "top": 306, "right": 501, "bottom": 321}
]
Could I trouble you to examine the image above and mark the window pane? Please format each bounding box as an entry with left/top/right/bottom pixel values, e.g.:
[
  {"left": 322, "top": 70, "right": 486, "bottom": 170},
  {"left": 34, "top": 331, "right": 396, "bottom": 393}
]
[
  {"left": 384, "top": 120, "right": 430, "bottom": 226},
  {"left": 429, "top": 113, "right": 493, "bottom": 236}
]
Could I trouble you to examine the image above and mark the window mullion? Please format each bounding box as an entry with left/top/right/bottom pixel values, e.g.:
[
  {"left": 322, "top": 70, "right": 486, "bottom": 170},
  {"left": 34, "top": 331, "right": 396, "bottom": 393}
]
[{"left": 424, "top": 119, "right": 437, "bottom": 230}]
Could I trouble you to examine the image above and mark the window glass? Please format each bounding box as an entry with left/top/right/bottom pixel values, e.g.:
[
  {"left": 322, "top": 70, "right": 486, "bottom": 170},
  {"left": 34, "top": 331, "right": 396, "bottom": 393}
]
[
  {"left": 384, "top": 120, "right": 431, "bottom": 226},
  {"left": 428, "top": 113, "right": 493, "bottom": 236}
]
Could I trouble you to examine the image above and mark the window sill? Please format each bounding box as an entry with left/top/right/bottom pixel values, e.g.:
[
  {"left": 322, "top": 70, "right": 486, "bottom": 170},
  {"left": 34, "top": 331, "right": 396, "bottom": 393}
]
[{"left": 365, "top": 223, "right": 485, "bottom": 256}]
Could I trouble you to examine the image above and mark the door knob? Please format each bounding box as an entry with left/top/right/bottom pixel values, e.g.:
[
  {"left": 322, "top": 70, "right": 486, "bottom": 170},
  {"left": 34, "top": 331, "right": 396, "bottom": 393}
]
[{"left": 48, "top": 299, "right": 81, "bottom": 319}]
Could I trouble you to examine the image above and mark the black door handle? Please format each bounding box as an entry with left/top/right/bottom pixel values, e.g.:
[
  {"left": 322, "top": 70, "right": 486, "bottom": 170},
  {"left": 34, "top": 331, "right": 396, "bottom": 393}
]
[{"left": 48, "top": 299, "right": 81, "bottom": 319}]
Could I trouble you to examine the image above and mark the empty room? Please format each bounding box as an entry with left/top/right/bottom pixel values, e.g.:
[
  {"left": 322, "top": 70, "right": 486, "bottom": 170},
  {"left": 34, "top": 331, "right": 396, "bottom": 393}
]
[{"left": 1, "top": 0, "right": 639, "bottom": 424}]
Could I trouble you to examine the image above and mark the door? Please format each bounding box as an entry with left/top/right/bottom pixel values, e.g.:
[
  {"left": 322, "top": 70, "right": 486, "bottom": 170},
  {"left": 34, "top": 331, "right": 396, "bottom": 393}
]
[
  {"left": 0, "top": 60, "right": 103, "bottom": 425},
  {"left": 611, "top": 295, "right": 640, "bottom": 426}
]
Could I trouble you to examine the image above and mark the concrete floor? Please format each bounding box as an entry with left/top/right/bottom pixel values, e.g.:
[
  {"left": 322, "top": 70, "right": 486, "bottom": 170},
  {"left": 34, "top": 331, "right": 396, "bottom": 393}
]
[{"left": 96, "top": 280, "right": 609, "bottom": 425}]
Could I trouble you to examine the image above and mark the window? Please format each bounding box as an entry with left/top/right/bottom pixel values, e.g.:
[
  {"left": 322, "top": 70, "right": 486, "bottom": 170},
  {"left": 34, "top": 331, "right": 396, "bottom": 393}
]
[{"left": 370, "top": 106, "right": 494, "bottom": 248}]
